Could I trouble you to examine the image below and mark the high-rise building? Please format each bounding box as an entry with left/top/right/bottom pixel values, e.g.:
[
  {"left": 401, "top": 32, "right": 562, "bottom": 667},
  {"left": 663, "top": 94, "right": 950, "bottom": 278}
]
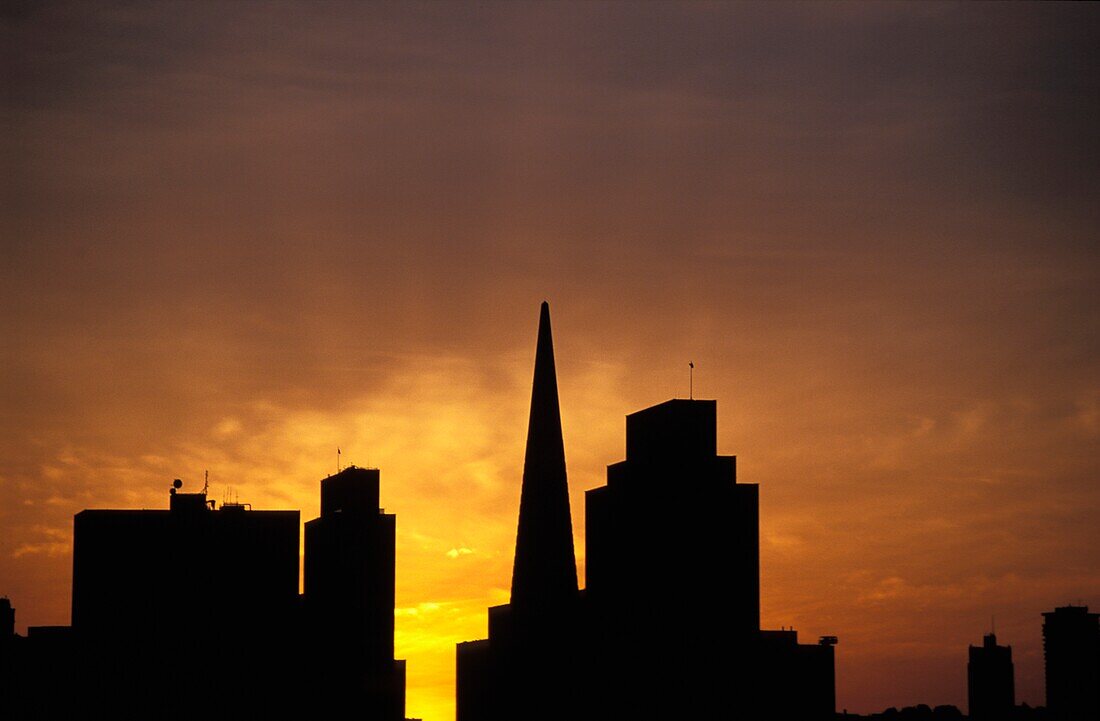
[
  {"left": 456, "top": 301, "right": 584, "bottom": 721},
  {"left": 968, "top": 633, "right": 1015, "bottom": 720},
  {"left": 71, "top": 483, "right": 300, "bottom": 718},
  {"left": 1043, "top": 605, "right": 1100, "bottom": 721},
  {"left": 586, "top": 398, "right": 759, "bottom": 636},
  {"left": 457, "top": 302, "right": 836, "bottom": 720},
  {"left": 586, "top": 397, "right": 835, "bottom": 719},
  {"left": 304, "top": 466, "right": 406, "bottom": 719}
]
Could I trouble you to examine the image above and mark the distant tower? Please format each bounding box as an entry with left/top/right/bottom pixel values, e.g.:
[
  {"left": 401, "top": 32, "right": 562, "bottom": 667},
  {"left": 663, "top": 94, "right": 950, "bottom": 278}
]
[
  {"left": 1043, "top": 605, "right": 1100, "bottom": 721},
  {"left": 968, "top": 632, "right": 1015, "bottom": 719},
  {"left": 304, "top": 466, "right": 405, "bottom": 720},
  {"left": 1, "top": 597, "right": 14, "bottom": 639}
]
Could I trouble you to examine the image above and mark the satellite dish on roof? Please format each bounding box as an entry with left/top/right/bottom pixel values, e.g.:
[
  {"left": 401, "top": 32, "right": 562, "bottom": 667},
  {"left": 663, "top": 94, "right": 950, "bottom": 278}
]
[{"left": 173, "top": 479, "right": 183, "bottom": 489}]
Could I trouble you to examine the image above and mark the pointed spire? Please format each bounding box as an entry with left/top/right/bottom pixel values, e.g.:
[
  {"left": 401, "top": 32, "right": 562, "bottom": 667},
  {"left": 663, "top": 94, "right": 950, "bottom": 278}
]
[{"left": 510, "top": 301, "right": 579, "bottom": 607}]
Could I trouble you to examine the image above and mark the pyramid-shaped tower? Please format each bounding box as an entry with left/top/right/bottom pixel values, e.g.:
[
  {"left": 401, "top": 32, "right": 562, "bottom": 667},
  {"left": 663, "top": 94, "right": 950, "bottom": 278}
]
[
  {"left": 510, "top": 301, "right": 579, "bottom": 608},
  {"left": 456, "top": 302, "right": 585, "bottom": 721}
]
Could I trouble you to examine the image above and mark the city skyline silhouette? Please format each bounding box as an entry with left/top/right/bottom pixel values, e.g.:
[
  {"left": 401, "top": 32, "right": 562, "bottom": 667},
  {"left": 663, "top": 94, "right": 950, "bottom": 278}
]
[
  {"left": 4, "top": 3, "right": 1099, "bottom": 719},
  {"left": 4, "top": 301, "right": 1098, "bottom": 719}
]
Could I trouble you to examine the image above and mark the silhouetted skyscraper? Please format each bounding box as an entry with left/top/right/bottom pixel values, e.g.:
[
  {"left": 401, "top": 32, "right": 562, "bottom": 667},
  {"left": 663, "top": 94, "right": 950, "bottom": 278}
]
[
  {"left": 304, "top": 466, "right": 406, "bottom": 720},
  {"left": 586, "top": 398, "right": 835, "bottom": 719},
  {"left": 586, "top": 399, "right": 760, "bottom": 637},
  {"left": 69, "top": 482, "right": 300, "bottom": 718},
  {"left": 968, "top": 633, "right": 1015, "bottom": 720},
  {"left": 1043, "top": 605, "right": 1100, "bottom": 721},
  {"left": 457, "top": 302, "right": 836, "bottom": 721},
  {"left": 457, "top": 301, "right": 585, "bottom": 721}
]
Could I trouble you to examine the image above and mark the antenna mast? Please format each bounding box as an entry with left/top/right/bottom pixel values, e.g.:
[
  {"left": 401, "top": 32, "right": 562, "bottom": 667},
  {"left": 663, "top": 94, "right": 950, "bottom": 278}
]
[{"left": 689, "top": 361, "right": 695, "bottom": 400}]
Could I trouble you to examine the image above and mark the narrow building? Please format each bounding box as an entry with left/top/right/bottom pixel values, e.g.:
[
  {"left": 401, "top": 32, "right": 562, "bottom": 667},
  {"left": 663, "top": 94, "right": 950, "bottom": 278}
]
[
  {"left": 304, "top": 466, "right": 406, "bottom": 719},
  {"left": 1043, "top": 605, "right": 1100, "bottom": 721},
  {"left": 968, "top": 632, "right": 1015, "bottom": 720}
]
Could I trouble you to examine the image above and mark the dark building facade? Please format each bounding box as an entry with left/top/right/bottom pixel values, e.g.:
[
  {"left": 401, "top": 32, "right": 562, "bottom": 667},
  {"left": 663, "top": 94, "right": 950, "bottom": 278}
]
[
  {"left": 457, "top": 302, "right": 836, "bottom": 720},
  {"left": 73, "top": 488, "right": 300, "bottom": 639},
  {"left": 585, "top": 398, "right": 836, "bottom": 720},
  {"left": 68, "top": 487, "right": 301, "bottom": 718},
  {"left": 1043, "top": 605, "right": 1100, "bottom": 721},
  {"left": 304, "top": 466, "right": 406, "bottom": 718},
  {"left": 968, "top": 633, "right": 1015, "bottom": 720},
  {"left": 3, "top": 470, "right": 407, "bottom": 720}
]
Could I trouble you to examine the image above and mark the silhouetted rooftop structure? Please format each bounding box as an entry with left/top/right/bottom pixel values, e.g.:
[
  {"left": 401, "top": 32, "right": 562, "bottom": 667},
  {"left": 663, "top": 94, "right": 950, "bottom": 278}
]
[
  {"left": 73, "top": 483, "right": 299, "bottom": 640},
  {"left": 839, "top": 703, "right": 1054, "bottom": 720},
  {"left": 624, "top": 397, "right": 717, "bottom": 463}
]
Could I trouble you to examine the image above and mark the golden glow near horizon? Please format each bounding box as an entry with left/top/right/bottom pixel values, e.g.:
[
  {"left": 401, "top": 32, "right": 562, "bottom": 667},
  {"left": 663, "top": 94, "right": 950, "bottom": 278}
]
[{"left": 3, "top": 4, "right": 1099, "bottom": 720}]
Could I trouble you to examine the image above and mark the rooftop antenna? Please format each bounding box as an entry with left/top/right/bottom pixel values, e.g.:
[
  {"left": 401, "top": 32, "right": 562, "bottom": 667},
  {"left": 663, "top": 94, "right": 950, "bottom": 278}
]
[
  {"left": 202, "top": 470, "right": 209, "bottom": 496},
  {"left": 337, "top": 446, "right": 342, "bottom": 473},
  {"left": 689, "top": 361, "right": 695, "bottom": 400}
]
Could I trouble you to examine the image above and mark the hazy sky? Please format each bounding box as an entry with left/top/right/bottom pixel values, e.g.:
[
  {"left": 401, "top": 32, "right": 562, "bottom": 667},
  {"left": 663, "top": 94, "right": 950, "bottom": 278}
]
[{"left": 3, "top": 2, "right": 1099, "bottom": 719}]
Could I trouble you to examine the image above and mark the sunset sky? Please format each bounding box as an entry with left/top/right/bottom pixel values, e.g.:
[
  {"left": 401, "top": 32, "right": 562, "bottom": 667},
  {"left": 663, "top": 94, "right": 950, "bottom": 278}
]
[{"left": 3, "top": 2, "right": 1099, "bottom": 719}]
